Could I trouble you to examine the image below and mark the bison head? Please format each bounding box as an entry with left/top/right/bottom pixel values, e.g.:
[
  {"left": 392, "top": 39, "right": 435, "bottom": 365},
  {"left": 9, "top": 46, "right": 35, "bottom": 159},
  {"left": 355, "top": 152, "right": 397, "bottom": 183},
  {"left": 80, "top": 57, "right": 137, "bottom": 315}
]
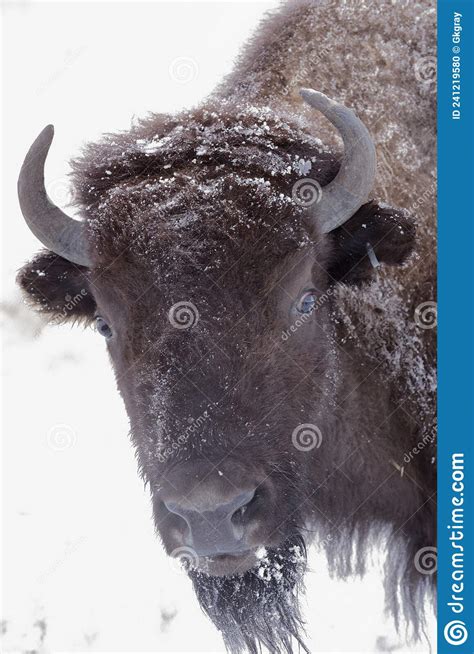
[{"left": 17, "top": 91, "right": 415, "bottom": 653}]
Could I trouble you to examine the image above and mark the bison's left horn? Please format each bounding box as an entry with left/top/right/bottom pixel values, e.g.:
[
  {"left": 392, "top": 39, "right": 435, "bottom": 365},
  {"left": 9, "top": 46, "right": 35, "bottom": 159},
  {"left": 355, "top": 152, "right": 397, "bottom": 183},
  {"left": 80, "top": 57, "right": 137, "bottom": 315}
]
[
  {"left": 18, "top": 125, "right": 92, "bottom": 267},
  {"left": 300, "top": 89, "right": 377, "bottom": 234}
]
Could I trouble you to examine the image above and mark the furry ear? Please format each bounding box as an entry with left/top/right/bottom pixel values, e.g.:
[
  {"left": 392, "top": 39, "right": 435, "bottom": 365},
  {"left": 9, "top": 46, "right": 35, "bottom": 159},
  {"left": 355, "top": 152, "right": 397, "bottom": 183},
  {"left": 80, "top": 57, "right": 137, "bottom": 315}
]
[
  {"left": 327, "top": 201, "right": 416, "bottom": 286},
  {"left": 16, "top": 251, "right": 96, "bottom": 324}
]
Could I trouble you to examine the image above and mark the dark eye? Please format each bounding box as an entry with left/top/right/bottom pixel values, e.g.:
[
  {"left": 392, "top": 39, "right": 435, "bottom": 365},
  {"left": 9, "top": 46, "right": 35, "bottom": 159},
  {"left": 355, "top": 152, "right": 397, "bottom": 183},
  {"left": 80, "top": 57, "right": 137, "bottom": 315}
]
[
  {"left": 95, "top": 316, "right": 113, "bottom": 339},
  {"left": 296, "top": 290, "right": 317, "bottom": 315}
]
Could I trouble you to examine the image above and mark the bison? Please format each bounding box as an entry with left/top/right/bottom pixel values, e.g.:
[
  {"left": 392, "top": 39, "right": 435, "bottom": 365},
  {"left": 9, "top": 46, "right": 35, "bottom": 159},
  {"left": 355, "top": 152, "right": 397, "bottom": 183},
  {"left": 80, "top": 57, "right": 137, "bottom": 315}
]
[{"left": 17, "top": 0, "right": 436, "bottom": 652}]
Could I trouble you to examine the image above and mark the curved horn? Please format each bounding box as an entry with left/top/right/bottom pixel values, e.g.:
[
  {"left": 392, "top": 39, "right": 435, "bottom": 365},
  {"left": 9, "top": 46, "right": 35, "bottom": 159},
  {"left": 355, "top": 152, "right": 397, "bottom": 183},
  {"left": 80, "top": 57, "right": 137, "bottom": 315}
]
[
  {"left": 18, "top": 125, "right": 92, "bottom": 267},
  {"left": 300, "top": 89, "right": 377, "bottom": 233}
]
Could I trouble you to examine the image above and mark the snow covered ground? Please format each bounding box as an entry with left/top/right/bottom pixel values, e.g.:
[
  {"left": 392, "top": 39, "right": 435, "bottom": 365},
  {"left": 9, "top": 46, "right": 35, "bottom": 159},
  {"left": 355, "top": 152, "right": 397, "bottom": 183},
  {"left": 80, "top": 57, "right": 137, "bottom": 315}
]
[{"left": 2, "top": 2, "right": 435, "bottom": 651}]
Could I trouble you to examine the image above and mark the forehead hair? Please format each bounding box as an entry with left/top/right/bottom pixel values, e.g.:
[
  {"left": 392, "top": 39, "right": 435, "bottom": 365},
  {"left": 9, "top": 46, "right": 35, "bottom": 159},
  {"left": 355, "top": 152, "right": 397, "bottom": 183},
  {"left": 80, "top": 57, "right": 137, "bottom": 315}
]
[{"left": 71, "top": 103, "right": 339, "bottom": 270}]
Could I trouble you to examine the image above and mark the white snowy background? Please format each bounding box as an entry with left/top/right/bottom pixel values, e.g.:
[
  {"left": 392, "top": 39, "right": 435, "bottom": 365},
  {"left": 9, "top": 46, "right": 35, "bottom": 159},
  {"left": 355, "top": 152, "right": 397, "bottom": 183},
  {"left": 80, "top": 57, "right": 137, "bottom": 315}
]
[{"left": 1, "top": 1, "right": 435, "bottom": 652}]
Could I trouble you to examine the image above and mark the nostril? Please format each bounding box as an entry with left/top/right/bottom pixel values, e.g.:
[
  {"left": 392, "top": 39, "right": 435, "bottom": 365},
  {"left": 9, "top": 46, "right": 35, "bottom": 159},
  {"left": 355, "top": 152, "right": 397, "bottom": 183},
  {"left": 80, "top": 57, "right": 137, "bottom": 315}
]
[
  {"left": 231, "top": 504, "right": 247, "bottom": 525},
  {"left": 230, "top": 489, "right": 257, "bottom": 525},
  {"left": 161, "top": 485, "right": 264, "bottom": 556},
  {"left": 162, "top": 501, "right": 190, "bottom": 530}
]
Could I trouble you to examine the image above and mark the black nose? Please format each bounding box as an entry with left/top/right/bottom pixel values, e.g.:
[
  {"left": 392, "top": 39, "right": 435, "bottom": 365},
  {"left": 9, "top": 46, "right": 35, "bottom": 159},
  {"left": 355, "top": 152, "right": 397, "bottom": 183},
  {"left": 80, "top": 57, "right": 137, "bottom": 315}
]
[{"left": 165, "top": 489, "right": 256, "bottom": 556}]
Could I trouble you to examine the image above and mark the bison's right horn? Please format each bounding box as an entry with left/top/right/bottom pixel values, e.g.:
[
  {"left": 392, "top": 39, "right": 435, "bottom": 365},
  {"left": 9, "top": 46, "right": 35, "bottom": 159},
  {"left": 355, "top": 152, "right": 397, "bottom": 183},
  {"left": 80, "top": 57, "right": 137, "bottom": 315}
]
[
  {"left": 18, "top": 125, "right": 92, "bottom": 267},
  {"left": 300, "top": 89, "right": 377, "bottom": 234}
]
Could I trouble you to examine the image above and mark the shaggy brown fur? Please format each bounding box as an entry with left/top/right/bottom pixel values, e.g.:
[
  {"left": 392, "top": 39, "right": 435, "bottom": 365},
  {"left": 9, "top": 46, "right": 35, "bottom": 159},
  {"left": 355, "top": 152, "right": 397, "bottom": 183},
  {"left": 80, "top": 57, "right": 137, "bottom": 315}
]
[{"left": 17, "top": 1, "right": 436, "bottom": 652}]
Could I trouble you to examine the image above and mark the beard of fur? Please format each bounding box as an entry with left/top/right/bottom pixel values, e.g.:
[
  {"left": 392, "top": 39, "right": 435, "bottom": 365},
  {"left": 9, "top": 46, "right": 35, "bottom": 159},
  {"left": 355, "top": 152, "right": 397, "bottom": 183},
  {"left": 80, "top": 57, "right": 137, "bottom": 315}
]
[{"left": 188, "top": 534, "right": 309, "bottom": 654}]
